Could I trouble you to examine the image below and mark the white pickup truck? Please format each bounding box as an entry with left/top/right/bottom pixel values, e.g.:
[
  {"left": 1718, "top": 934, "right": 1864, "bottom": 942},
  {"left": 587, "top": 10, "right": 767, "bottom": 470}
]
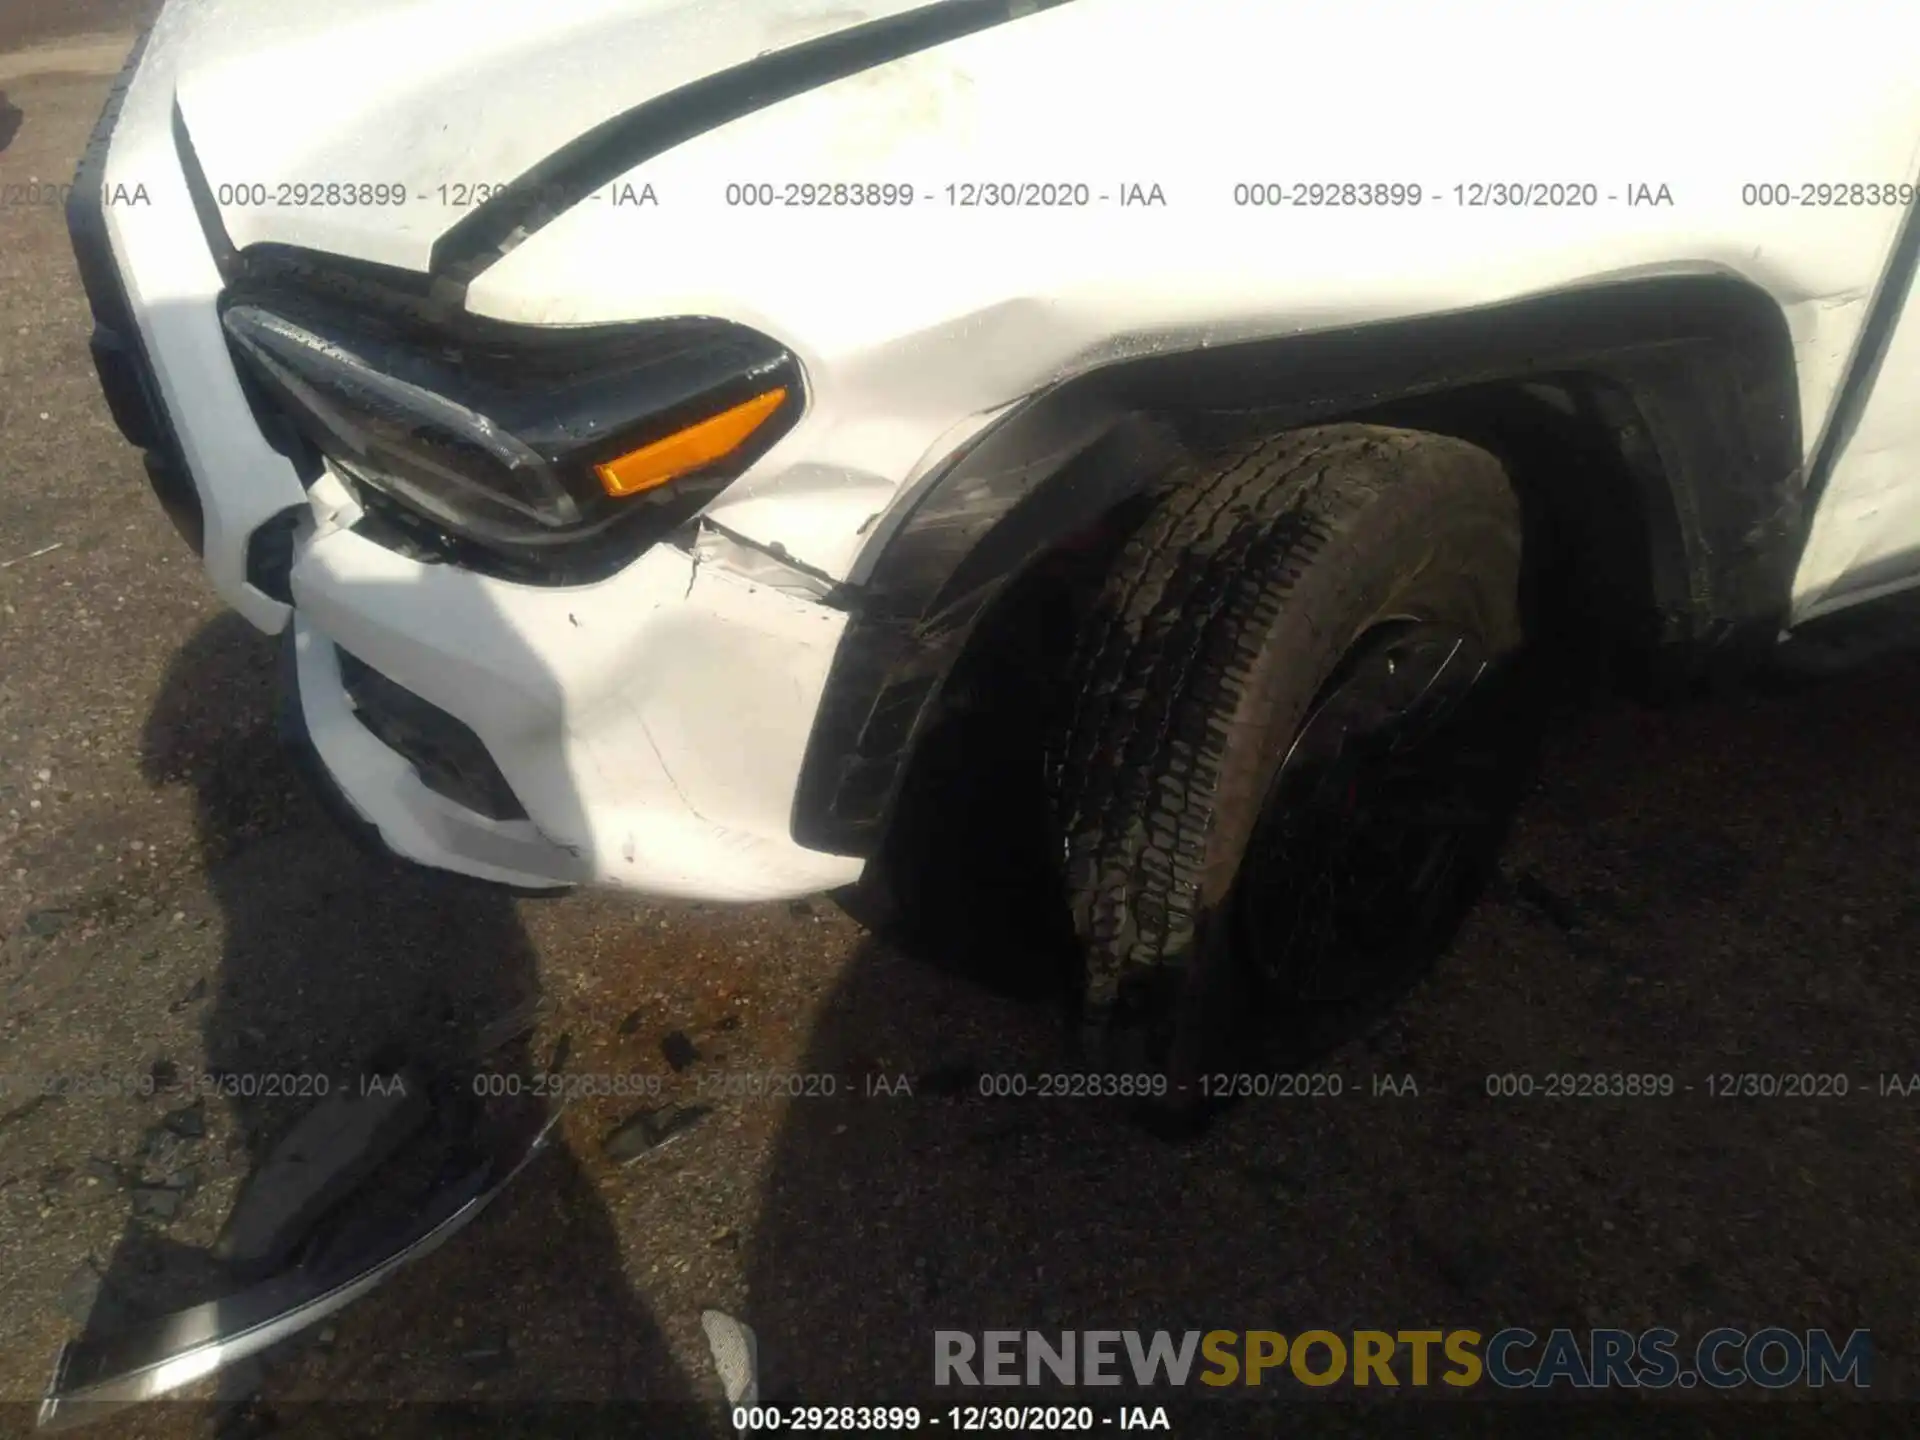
[{"left": 69, "top": 0, "right": 1920, "bottom": 1085}]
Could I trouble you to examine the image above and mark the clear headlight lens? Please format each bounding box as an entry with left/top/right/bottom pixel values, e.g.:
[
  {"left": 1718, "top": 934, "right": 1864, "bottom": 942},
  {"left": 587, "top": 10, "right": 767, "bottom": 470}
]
[
  {"left": 224, "top": 306, "right": 584, "bottom": 539},
  {"left": 219, "top": 298, "right": 800, "bottom": 570}
]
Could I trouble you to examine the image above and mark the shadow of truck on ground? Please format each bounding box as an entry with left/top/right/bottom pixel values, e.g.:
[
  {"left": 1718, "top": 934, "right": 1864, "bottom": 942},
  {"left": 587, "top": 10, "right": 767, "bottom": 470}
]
[{"left": 76, "top": 614, "right": 703, "bottom": 1434}]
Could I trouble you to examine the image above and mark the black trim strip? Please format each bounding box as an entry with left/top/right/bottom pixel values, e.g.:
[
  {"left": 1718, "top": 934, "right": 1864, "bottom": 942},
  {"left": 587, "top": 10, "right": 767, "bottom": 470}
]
[
  {"left": 67, "top": 27, "right": 156, "bottom": 339},
  {"left": 427, "top": 0, "right": 1073, "bottom": 304},
  {"left": 1802, "top": 182, "right": 1920, "bottom": 510},
  {"left": 171, "top": 95, "right": 237, "bottom": 279},
  {"left": 793, "top": 274, "right": 1805, "bottom": 855},
  {"left": 276, "top": 635, "right": 571, "bottom": 896},
  {"left": 793, "top": 406, "right": 1187, "bottom": 854},
  {"left": 337, "top": 647, "right": 529, "bottom": 822},
  {"left": 68, "top": 28, "right": 208, "bottom": 556}
]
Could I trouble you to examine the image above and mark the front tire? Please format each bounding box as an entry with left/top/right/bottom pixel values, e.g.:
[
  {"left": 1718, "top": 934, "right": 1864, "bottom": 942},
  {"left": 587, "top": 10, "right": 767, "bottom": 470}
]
[{"left": 1051, "top": 424, "right": 1532, "bottom": 1102}]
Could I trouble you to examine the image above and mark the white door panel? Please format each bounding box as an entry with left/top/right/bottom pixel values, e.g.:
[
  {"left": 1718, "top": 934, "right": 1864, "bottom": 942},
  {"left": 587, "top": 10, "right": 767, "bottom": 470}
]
[{"left": 1793, "top": 260, "right": 1920, "bottom": 620}]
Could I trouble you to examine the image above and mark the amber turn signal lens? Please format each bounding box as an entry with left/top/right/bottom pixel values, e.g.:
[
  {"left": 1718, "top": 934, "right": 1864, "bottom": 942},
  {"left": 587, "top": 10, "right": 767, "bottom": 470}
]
[{"left": 594, "top": 387, "right": 788, "bottom": 498}]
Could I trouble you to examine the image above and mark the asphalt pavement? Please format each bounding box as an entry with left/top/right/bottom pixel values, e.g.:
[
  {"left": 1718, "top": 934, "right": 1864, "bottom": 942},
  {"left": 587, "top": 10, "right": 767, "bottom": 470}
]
[{"left": 2, "top": 18, "right": 1918, "bottom": 1440}]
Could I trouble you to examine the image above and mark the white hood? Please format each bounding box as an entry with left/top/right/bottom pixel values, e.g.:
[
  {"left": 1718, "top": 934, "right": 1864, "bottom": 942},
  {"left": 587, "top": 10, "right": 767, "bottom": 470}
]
[{"left": 168, "top": 0, "right": 943, "bottom": 271}]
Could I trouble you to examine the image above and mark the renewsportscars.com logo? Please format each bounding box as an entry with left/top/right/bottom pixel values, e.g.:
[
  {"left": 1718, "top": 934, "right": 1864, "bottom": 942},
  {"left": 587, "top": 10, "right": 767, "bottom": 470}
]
[{"left": 934, "top": 1328, "right": 1873, "bottom": 1391}]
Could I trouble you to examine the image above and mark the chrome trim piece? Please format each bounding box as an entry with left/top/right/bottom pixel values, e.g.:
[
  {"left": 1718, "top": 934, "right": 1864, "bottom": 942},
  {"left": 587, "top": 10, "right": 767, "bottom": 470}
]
[{"left": 38, "top": 1106, "right": 560, "bottom": 1431}]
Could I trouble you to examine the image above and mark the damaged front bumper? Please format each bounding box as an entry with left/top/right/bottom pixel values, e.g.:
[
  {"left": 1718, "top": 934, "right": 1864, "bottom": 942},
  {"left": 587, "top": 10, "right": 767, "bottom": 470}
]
[
  {"left": 69, "top": 11, "right": 868, "bottom": 903},
  {"left": 38, "top": 1105, "right": 560, "bottom": 1431},
  {"left": 277, "top": 509, "right": 867, "bottom": 900}
]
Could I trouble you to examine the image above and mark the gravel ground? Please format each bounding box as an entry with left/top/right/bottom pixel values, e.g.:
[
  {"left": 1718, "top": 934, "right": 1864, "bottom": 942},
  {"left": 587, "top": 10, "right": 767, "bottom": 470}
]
[{"left": 3, "top": 23, "right": 1919, "bottom": 1440}]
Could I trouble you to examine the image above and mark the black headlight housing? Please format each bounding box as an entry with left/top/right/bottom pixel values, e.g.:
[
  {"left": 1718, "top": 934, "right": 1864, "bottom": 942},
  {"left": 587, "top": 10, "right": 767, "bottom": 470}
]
[{"left": 218, "top": 264, "right": 802, "bottom": 584}]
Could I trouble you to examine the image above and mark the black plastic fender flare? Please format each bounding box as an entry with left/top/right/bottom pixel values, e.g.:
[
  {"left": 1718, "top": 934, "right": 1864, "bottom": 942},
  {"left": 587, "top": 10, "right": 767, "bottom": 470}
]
[{"left": 792, "top": 272, "right": 1808, "bottom": 856}]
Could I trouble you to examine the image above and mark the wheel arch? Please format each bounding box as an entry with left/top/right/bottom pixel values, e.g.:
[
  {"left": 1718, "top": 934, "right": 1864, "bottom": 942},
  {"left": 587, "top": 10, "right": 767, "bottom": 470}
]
[{"left": 794, "top": 271, "right": 1804, "bottom": 857}]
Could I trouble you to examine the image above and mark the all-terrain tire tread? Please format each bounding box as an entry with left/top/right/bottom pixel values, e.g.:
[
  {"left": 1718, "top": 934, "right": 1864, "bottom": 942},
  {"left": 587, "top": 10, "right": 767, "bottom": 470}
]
[{"left": 1053, "top": 424, "right": 1518, "bottom": 1029}]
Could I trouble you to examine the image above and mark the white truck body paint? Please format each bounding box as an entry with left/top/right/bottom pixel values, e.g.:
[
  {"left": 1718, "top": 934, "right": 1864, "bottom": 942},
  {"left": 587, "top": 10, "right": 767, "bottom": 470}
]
[
  {"left": 170, "top": 0, "right": 934, "bottom": 273},
  {"left": 99, "top": 3, "right": 309, "bottom": 630},
  {"left": 291, "top": 511, "right": 864, "bottom": 899},
  {"left": 83, "top": 0, "right": 1920, "bottom": 899},
  {"left": 458, "top": 0, "right": 1920, "bottom": 585},
  {"left": 1791, "top": 297, "right": 1920, "bottom": 620}
]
